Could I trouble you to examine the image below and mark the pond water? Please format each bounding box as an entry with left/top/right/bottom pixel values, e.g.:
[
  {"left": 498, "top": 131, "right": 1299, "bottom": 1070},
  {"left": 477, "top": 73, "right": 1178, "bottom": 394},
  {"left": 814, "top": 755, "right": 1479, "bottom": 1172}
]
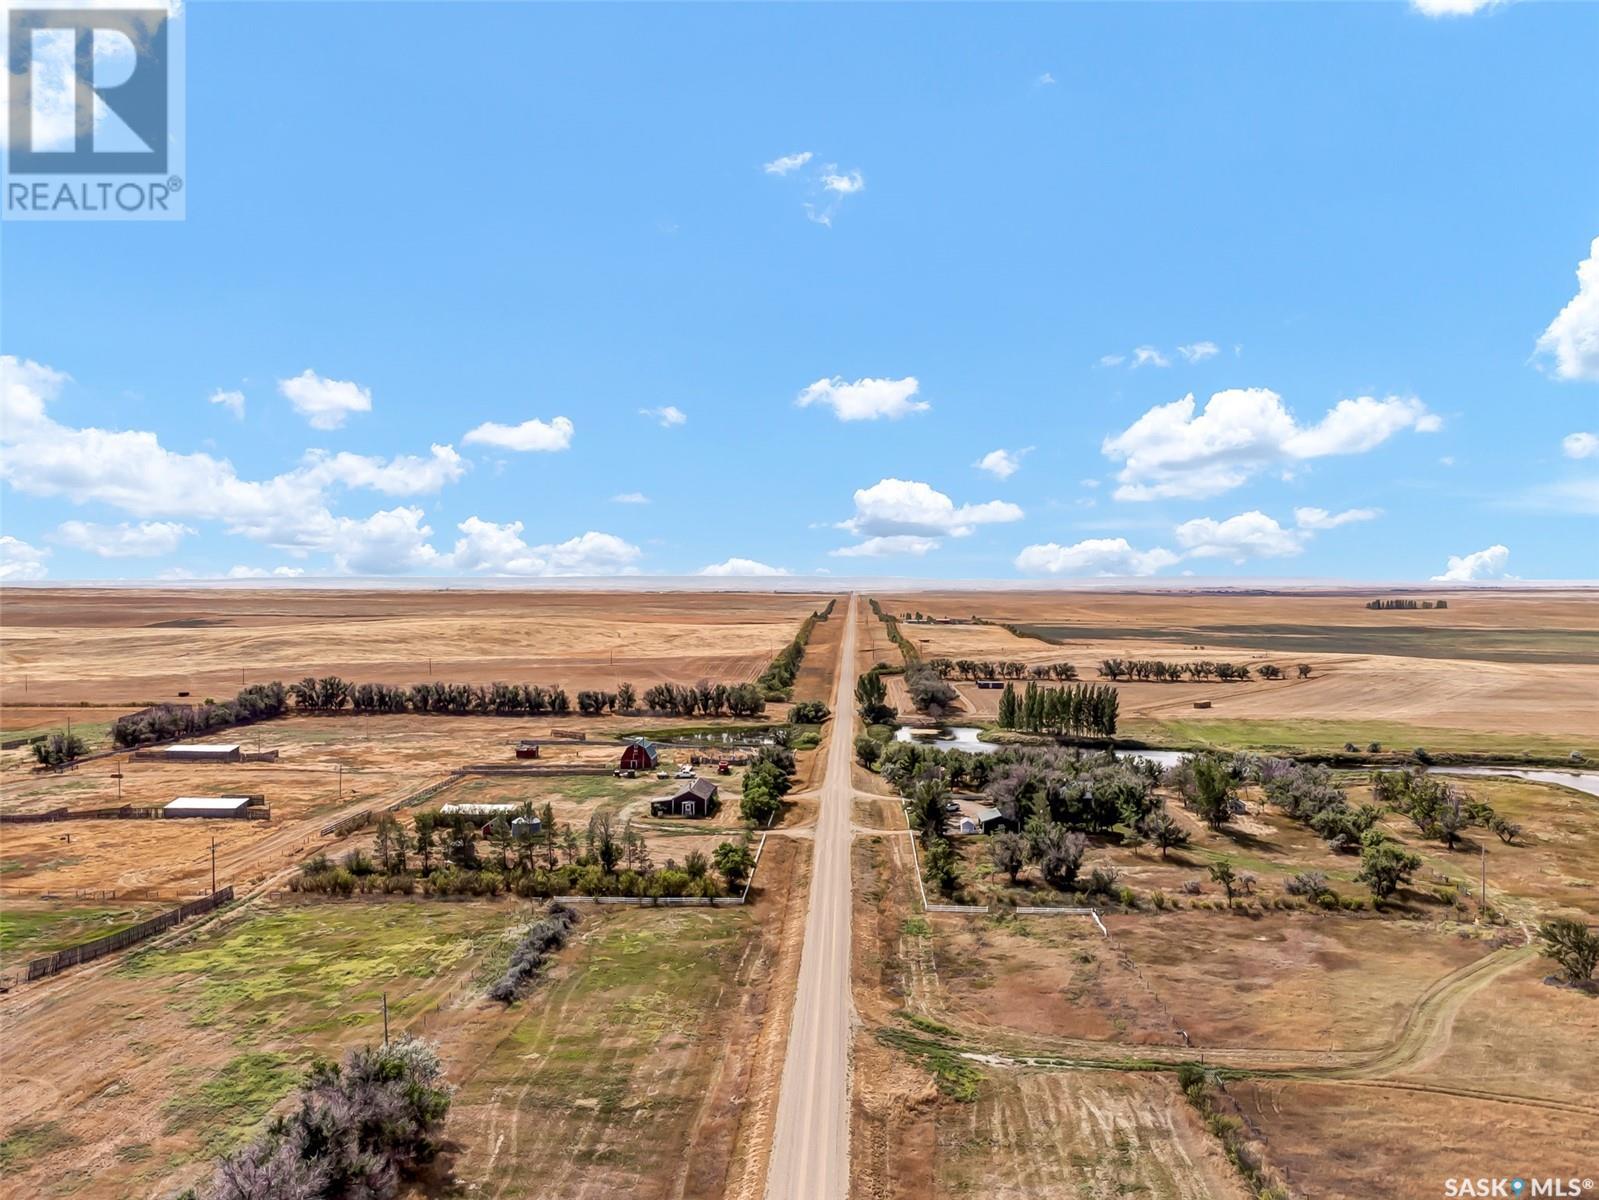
[
  {"left": 891, "top": 726, "right": 1599, "bottom": 795},
  {"left": 892, "top": 726, "right": 1182, "bottom": 768},
  {"left": 1432, "top": 766, "right": 1599, "bottom": 800}
]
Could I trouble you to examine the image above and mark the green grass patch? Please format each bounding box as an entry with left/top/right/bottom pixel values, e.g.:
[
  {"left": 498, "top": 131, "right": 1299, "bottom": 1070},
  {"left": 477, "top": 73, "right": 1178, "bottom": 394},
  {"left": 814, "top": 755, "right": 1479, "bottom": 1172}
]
[
  {"left": 900, "top": 916, "right": 931, "bottom": 938},
  {"left": 877, "top": 1025, "right": 982, "bottom": 1102},
  {"left": 164, "top": 1052, "right": 298, "bottom": 1155},
  {"left": 121, "top": 902, "right": 505, "bottom": 1035},
  {"left": 1014, "top": 621, "right": 1599, "bottom": 664},
  {"left": 0, "top": 905, "right": 154, "bottom": 959},
  {"left": 1122, "top": 716, "right": 1595, "bottom": 762},
  {"left": 0, "top": 1121, "right": 76, "bottom": 1170}
]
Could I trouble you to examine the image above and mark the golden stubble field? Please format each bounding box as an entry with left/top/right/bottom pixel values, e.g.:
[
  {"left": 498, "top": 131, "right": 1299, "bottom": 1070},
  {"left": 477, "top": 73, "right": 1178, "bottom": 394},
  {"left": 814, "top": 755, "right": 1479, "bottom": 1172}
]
[{"left": 0, "top": 587, "right": 830, "bottom": 709}]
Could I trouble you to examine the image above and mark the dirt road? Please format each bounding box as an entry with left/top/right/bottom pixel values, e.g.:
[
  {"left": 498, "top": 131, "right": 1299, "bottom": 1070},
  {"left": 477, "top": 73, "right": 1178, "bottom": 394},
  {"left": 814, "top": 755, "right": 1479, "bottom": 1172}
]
[{"left": 764, "top": 595, "right": 857, "bottom": 1200}]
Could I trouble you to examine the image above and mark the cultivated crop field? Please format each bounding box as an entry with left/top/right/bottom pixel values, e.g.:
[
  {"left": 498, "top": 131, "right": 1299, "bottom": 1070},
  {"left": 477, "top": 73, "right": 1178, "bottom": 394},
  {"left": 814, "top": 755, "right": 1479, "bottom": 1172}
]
[{"left": 0, "top": 587, "right": 829, "bottom": 708}]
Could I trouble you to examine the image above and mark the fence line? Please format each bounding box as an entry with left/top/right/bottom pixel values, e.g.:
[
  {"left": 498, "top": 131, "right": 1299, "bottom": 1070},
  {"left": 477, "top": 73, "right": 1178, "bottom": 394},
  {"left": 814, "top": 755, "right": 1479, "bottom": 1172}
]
[
  {"left": 23, "top": 887, "right": 234, "bottom": 981},
  {"left": 553, "top": 894, "right": 743, "bottom": 908}
]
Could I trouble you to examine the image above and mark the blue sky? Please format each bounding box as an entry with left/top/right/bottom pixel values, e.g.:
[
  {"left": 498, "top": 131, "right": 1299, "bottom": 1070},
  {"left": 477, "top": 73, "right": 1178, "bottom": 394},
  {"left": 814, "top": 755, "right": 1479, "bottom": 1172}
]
[{"left": 3, "top": 0, "right": 1596, "bottom": 583}]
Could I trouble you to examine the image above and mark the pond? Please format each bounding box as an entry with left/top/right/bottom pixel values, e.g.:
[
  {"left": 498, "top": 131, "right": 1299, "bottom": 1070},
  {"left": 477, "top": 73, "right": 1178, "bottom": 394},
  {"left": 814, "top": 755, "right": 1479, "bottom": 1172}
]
[
  {"left": 890, "top": 727, "right": 1599, "bottom": 795},
  {"left": 1432, "top": 766, "right": 1599, "bottom": 800},
  {"left": 892, "top": 726, "right": 1183, "bottom": 768}
]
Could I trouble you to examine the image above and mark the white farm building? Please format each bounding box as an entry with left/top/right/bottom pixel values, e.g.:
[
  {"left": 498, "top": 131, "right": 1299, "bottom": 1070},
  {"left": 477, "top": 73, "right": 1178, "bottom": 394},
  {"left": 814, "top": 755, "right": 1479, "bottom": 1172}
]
[{"left": 163, "top": 796, "right": 255, "bottom": 818}]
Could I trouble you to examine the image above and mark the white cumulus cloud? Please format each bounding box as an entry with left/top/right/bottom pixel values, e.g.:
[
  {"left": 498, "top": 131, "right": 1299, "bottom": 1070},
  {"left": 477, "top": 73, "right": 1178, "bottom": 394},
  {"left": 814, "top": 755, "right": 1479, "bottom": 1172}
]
[
  {"left": 209, "top": 389, "right": 245, "bottom": 419},
  {"left": 830, "top": 535, "right": 942, "bottom": 559},
  {"left": 699, "top": 557, "right": 790, "bottom": 577},
  {"left": 278, "top": 369, "right": 373, "bottom": 430},
  {"left": 974, "top": 447, "right": 1030, "bottom": 480},
  {"left": 840, "top": 478, "right": 1024, "bottom": 540},
  {"left": 1432, "top": 544, "right": 1511, "bottom": 582},
  {"left": 1535, "top": 237, "right": 1599, "bottom": 382},
  {"left": 1014, "top": 538, "right": 1180, "bottom": 577},
  {"left": 763, "top": 151, "right": 813, "bottom": 175},
  {"left": 297, "top": 444, "right": 467, "bottom": 494},
  {"left": 1411, "top": 0, "right": 1505, "bottom": 16},
  {"left": 640, "top": 405, "right": 687, "bottom": 428},
  {"left": 611, "top": 492, "right": 650, "bottom": 504},
  {"left": 1132, "top": 346, "right": 1171, "bottom": 369},
  {"left": 227, "top": 565, "right": 307, "bottom": 579},
  {"left": 797, "top": 376, "right": 928, "bottom": 422},
  {"left": 1102, "top": 388, "right": 1441, "bottom": 501},
  {"left": 1174, "top": 511, "right": 1306, "bottom": 561},
  {"left": 1563, "top": 432, "right": 1599, "bottom": 459},
  {"left": 1292, "top": 506, "right": 1382, "bottom": 531},
  {"left": 0, "top": 535, "right": 50, "bottom": 581},
  {"left": 1177, "top": 341, "right": 1220, "bottom": 363},
  {"left": 462, "top": 415, "right": 574, "bottom": 453},
  {"left": 53, "top": 520, "right": 193, "bottom": 558},
  {"left": 449, "top": 520, "right": 641, "bottom": 576},
  {"left": 821, "top": 168, "right": 865, "bottom": 194}
]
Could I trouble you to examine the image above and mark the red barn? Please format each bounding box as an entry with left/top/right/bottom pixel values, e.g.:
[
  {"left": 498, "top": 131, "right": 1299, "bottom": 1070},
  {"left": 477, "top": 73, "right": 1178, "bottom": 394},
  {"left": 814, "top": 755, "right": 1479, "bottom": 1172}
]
[{"left": 619, "top": 738, "right": 659, "bottom": 771}]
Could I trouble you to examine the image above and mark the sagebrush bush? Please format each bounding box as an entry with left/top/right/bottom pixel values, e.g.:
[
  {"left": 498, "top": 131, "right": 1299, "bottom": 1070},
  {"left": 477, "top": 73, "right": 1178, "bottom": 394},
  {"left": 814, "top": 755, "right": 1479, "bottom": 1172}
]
[{"left": 487, "top": 902, "right": 580, "bottom": 1003}]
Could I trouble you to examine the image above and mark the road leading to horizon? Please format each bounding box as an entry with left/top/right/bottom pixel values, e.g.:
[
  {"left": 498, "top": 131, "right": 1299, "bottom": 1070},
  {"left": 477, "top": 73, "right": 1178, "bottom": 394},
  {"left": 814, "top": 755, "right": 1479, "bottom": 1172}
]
[{"left": 764, "top": 593, "right": 857, "bottom": 1200}]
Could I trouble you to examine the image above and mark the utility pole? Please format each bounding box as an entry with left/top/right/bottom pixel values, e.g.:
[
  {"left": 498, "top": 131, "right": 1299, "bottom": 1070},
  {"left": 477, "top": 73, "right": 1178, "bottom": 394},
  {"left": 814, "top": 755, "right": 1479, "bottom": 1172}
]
[
  {"left": 211, "top": 838, "right": 217, "bottom": 895},
  {"left": 338, "top": 764, "right": 343, "bottom": 798},
  {"left": 1480, "top": 845, "right": 1488, "bottom": 917},
  {"left": 382, "top": 992, "right": 390, "bottom": 1046}
]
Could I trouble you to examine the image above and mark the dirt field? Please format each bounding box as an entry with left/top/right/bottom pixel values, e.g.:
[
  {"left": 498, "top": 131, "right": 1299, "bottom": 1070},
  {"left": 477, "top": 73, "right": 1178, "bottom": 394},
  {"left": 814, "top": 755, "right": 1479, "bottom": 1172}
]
[
  {"left": 0, "top": 588, "right": 831, "bottom": 707},
  {"left": 874, "top": 589, "right": 1599, "bottom": 745}
]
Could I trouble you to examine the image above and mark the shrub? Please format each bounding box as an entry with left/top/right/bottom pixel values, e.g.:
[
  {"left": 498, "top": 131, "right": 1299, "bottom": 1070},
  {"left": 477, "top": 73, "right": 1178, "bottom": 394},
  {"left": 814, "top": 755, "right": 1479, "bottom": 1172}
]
[
  {"left": 204, "top": 1037, "right": 451, "bottom": 1200},
  {"left": 1538, "top": 917, "right": 1599, "bottom": 984},
  {"left": 487, "top": 902, "right": 580, "bottom": 1003}
]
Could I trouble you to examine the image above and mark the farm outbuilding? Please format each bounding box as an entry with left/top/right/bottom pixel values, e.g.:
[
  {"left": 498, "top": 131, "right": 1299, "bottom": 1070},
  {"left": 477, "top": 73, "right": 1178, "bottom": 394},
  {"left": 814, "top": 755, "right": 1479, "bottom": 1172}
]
[
  {"left": 650, "top": 777, "right": 719, "bottom": 819},
  {"left": 439, "top": 803, "right": 522, "bottom": 818},
  {"left": 619, "top": 738, "right": 659, "bottom": 771},
  {"left": 514, "top": 741, "right": 541, "bottom": 759},
  {"left": 158, "top": 743, "right": 244, "bottom": 763},
  {"left": 163, "top": 796, "right": 253, "bottom": 818}
]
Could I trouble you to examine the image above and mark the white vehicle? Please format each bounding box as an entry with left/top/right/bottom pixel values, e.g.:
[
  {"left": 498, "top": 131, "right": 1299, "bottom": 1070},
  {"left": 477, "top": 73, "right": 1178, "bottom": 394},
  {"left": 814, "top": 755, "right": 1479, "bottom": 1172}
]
[{"left": 675, "top": 766, "right": 697, "bottom": 779}]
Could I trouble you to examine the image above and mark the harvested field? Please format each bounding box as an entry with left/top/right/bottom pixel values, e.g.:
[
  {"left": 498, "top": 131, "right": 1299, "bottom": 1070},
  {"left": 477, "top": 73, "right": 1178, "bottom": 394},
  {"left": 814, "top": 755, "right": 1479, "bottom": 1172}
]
[
  {"left": 926, "top": 910, "right": 1494, "bottom": 1051},
  {"left": 1226, "top": 1080, "right": 1599, "bottom": 1199},
  {"left": 875, "top": 589, "right": 1599, "bottom": 744},
  {"left": 0, "top": 588, "right": 832, "bottom": 707},
  {"left": 936, "top": 1071, "right": 1247, "bottom": 1200}
]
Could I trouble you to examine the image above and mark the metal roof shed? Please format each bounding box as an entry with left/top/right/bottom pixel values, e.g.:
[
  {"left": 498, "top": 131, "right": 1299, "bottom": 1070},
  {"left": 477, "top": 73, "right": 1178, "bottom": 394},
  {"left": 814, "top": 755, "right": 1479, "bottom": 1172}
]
[{"left": 164, "top": 796, "right": 253, "bottom": 818}]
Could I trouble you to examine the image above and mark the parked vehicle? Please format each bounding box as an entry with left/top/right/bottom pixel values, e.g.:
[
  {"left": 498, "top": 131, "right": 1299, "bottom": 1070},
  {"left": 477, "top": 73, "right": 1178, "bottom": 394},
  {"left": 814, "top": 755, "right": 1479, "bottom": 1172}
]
[
  {"left": 614, "top": 768, "right": 636, "bottom": 779},
  {"left": 675, "top": 766, "right": 697, "bottom": 779}
]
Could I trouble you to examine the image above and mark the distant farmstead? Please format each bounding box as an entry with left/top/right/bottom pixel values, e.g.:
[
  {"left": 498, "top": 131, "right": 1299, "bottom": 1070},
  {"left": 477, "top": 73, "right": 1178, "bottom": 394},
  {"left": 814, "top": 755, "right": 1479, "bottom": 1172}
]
[
  {"left": 619, "top": 739, "right": 659, "bottom": 771},
  {"left": 650, "top": 777, "right": 719, "bottom": 819}
]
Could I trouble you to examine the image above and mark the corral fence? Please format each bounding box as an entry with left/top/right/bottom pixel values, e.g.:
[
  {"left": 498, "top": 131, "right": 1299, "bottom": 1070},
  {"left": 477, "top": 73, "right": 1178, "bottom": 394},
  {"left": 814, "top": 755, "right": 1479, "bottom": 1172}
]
[
  {"left": 23, "top": 887, "right": 234, "bottom": 981},
  {"left": 452, "top": 764, "right": 614, "bottom": 777},
  {"left": 554, "top": 895, "right": 746, "bottom": 908}
]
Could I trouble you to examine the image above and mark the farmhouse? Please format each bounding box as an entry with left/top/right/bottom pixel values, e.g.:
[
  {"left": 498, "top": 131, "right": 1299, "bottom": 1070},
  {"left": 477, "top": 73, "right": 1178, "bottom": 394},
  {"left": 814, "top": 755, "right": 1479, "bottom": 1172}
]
[
  {"left": 619, "top": 738, "right": 659, "bottom": 771},
  {"left": 650, "top": 777, "right": 719, "bottom": 819},
  {"left": 163, "top": 795, "right": 253, "bottom": 818}
]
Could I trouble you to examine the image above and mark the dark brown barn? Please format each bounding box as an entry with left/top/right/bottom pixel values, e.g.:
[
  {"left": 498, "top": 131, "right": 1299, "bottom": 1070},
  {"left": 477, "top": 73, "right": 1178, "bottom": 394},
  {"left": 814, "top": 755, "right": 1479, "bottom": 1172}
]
[{"left": 650, "top": 777, "right": 718, "bottom": 818}]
